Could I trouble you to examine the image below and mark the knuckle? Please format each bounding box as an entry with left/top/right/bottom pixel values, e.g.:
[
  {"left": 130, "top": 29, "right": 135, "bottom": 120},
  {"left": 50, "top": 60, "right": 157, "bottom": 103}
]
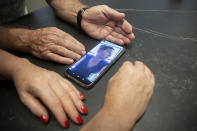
[
  {"left": 122, "top": 61, "right": 133, "bottom": 70},
  {"left": 144, "top": 85, "right": 153, "bottom": 94},
  {"left": 123, "top": 61, "right": 132, "bottom": 66},
  {"left": 68, "top": 89, "right": 76, "bottom": 97},
  {"left": 31, "top": 82, "right": 43, "bottom": 92},
  {"left": 48, "top": 27, "right": 58, "bottom": 31},
  {"left": 151, "top": 79, "right": 156, "bottom": 89},
  {"left": 53, "top": 99, "right": 62, "bottom": 108},
  {"left": 145, "top": 89, "right": 153, "bottom": 99},
  {"left": 31, "top": 76, "right": 49, "bottom": 91},
  {"left": 109, "top": 77, "right": 115, "bottom": 83},
  {"left": 19, "top": 92, "right": 28, "bottom": 104},
  {"left": 47, "top": 54, "right": 59, "bottom": 62},
  {"left": 65, "top": 37, "right": 73, "bottom": 44},
  {"left": 60, "top": 94, "right": 69, "bottom": 102},
  {"left": 43, "top": 34, "right": 56, "bottom": 42},
  {"left": 136, "top": 86, "right": 145, "bottom": 94},
  {"left": 47, "top": 71, "right": 56, "bottom": 78},
  {"left": 130, "top": 24, "right": 133, "bottom": 29},
  {"left": 135, "top": 61, "right": 143, "bottom": 65},
  {"left": 101, "top": 4, "right": 108, "bottom": 9},
  {"left": 56, "top": 48, "right": 64, "bottom": 53}
]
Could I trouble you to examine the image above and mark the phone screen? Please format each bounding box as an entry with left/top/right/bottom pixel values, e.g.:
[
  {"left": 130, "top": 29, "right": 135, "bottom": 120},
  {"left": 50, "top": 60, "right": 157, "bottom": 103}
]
[{"left": 65, "top": 40, "right": 124, "bottom": 87}]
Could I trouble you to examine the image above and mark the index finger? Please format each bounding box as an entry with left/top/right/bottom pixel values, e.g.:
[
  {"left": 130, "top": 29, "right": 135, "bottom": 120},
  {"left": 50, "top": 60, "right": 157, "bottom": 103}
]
[
  {"left": 117, "top": 19, "right": 133, "bottom": 34},
  {"left": 62, "top": 36, "right": 86, "bottom": 55},
  {"left": 55, "top": 30, "right": 86, "bottom": 55}
]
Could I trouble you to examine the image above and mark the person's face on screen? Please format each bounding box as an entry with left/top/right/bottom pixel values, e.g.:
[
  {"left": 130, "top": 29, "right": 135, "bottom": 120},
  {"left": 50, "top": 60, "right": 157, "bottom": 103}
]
[{"left": 97, "top": 48, "right": 113, "bottom": 59}]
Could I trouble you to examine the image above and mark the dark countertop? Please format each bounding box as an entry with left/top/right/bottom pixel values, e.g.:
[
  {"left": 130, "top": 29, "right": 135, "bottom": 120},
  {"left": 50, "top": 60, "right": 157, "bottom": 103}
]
[{"left": 0, "top": 0, "right": 197, "bottom": 131}]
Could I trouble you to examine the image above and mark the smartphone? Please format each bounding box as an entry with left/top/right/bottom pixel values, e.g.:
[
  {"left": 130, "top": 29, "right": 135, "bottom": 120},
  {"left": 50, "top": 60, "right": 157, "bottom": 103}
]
[{"left": 64, "top": 40, "right": 125, "bottom": 88}]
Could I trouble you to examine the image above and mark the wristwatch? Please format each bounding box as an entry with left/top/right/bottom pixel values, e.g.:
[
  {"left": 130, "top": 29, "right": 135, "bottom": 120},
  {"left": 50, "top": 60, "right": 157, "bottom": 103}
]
[{"left": 77, "top": 8, "right": 88, "bottom": 30}]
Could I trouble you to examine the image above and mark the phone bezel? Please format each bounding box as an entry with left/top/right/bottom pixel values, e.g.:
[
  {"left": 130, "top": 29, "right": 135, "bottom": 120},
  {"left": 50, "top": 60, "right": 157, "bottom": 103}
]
[{"left": 64, "top": 41, "right": 126, "bottom": 88}]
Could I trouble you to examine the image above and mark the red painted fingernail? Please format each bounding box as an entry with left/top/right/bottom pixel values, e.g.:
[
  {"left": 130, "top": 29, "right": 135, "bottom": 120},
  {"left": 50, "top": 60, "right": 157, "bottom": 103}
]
[
  {"left": 76, "top": 115, "right": 83, "bottom": 124},
  {"left": 144, "top": 64, "right": 147, "bottom": 66},
  {"left": 64, "top": 120, "right": 70, "bottom": 128},
  {"left": 81, "top": 105, "right": 88, "bottom": 115},
  {"left": 151, "top": 70, "right": 154, "bottom": 75},
  {"left": 80, "top": 93, "right": 85, "bottom": 100},
  {"left": 40, "top": 115, "right": 48, "bottom": 124}
]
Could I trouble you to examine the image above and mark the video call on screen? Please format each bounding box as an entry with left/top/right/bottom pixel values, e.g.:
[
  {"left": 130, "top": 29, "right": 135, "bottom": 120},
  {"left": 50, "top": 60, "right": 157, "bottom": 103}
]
[{"left": 67, "top": 40, "right": 124, "bottom": 84}]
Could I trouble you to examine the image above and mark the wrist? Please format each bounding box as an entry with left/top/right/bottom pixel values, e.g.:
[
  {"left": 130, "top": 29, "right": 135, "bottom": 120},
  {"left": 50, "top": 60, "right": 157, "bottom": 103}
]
[
  {"left": 99, "top": 106, "right": 136, "bottom": 130},
  {"left": 10, "top": 58, "right": 31, "bottom": 80},
  {"left": 77, "top": 8, "right": 89, "bottom": 30},
  {"left": 0, "top": 27, "right": 30, "bottom": 52},
  {"left": 48, "top": 0, "right": 87, "bottom": 26},
  {"left": 9, "top": 28, "right": 32, "bottom": 53}
]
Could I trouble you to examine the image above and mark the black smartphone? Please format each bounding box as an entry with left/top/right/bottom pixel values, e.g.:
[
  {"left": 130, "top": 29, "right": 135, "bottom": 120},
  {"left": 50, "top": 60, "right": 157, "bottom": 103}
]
[{"left": 64, "top": 40, "right": 125, "bottom": 88}]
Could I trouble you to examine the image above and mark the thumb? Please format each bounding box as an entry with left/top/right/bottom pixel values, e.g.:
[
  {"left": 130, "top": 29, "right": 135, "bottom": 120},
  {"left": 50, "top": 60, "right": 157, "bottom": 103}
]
[
  {"left": 20, "top": 93, "right": 49, "bottom": 124},
  {"left": 103, "top": 5, "right": 125, "bottom": 21}
]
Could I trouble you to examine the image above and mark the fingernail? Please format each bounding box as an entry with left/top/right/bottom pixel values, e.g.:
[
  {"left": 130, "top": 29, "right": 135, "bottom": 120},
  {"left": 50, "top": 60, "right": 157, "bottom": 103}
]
[
  {"left": 77, "top": 55, "right": 81, "bottom": 59},
  {"left": 69, "top": 59, "right": 74, "bottom": 63},
  {"left": 151, "top": 70, "right": 154, "bottom": 75},
  {"left": 64, "top": 120, "right": 70, "bottom": 128},
  {"left": 82, "top": 50, "right": 86, "bottom": 55},
  {"left": 40, "top": 115, "right": 48, "bottom": 124},
  {"left": 144, "top": 64, "right": 147, "bottom": 66},
  {"left": 80, "top": 93, "right": 85, "bottom": 100},
  {"left": 119, "top": 40, "right": 124, "bottom": 44},
  {"left": 81, "top": 105, "right": 88, "bottom": 115},
  {"left": 76, "top": 115, "right": 83, "bottom": 124},
  {"left": 132, "top": 33, "right": 135, "bottom": 38}
]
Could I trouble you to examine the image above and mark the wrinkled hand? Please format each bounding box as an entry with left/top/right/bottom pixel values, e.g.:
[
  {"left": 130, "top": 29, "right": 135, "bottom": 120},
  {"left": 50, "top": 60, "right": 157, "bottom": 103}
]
[
  {"left": 27, "top": 27, "right": 86, "bottom": 64},
  {"left": 81, "top": 5, "right": 135, "bottom": 45},
  {"left": 12, "top": 60, "right": 87, "bottom": 127},
  {"left": 104, "top": 61, "right": 155, "bottom": 129}
]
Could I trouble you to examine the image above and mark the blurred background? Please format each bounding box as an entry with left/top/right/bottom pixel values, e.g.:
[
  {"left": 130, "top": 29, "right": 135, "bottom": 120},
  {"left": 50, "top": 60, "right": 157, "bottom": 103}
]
[{"left": 25, "top": 0, "right": 47, "bottom": 13}]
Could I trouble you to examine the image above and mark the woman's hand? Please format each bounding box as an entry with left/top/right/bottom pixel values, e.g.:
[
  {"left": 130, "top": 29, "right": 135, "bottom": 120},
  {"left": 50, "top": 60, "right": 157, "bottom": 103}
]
[
  {"left": 12, "top": 60, "right": 87, "bottom": 128},
  {"left": 81, "top": 61, "right": 155, "bottom": 131},
  {"left": 104, "top": 61, "right": 155, "bottom": 129}
]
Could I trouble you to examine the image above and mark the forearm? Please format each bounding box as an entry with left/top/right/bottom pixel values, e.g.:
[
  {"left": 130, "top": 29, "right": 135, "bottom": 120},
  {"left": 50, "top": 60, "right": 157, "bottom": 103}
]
[
  {"left": 46, "top": 0, "right": 87, "bottom": 26},
  {"left": 81, "top": 106, "right": 135, "bottom": 131},
  {"left": 0, "top": 27, "right": 31, "bottom": 52},
  {"left": 0, "top": 49, "right": 29, "bottom": 80}
]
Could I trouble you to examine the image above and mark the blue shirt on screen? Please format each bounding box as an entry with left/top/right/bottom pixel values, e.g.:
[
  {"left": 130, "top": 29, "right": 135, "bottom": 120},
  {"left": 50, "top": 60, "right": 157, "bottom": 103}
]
[{"left": 70, "top": 54, "right": 109, "bottom": 83}]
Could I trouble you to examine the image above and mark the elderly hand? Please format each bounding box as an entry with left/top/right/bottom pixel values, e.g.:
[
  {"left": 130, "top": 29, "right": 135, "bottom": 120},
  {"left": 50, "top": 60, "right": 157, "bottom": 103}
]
[
  {"left": 26, "top": 27, "right": 86, "bottom": 64},
  {"left": 81, "top": 5, "right": 135, "bottom": 45},
  {"left": 12, "top": 60, "right": 87, "bottom": 128}
]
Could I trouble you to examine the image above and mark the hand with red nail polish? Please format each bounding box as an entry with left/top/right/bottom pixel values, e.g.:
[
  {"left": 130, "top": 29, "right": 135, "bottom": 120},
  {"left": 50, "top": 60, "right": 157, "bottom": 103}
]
[
  {"left": 81, "top": 105, "right": 88, "bottom": 115},
  {"left": 144, "top": 64, "right": 154, "bottom": 75},
  {"left": 40, "top": 115, "right": 48, "bottom": 124},
  {"left": 80, "top": 93, "right": 86, "bottom": 100},
  {"left": 81, "top": 61, "right": 155, "bottom": 131},
  {"left": 64, "top": 120, "right": 70, "bottom": 128},
  {"left": 10, "top": 59, "right": 86, "bottom": 128},
  {"left": 77, "top": 115, "right": 83, "bottom": 124}
]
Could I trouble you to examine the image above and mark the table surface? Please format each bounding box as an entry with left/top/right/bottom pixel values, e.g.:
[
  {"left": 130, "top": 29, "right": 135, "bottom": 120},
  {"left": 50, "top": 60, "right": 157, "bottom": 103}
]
[{"left": 0, "top": 0, "right": 197, "bottom": 131}]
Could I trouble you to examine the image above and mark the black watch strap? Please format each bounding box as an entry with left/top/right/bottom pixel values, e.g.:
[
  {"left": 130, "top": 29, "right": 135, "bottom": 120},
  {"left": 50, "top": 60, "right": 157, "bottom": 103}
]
[{"left": 77, "top": 8, "right": 88, "bottom": 30}]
